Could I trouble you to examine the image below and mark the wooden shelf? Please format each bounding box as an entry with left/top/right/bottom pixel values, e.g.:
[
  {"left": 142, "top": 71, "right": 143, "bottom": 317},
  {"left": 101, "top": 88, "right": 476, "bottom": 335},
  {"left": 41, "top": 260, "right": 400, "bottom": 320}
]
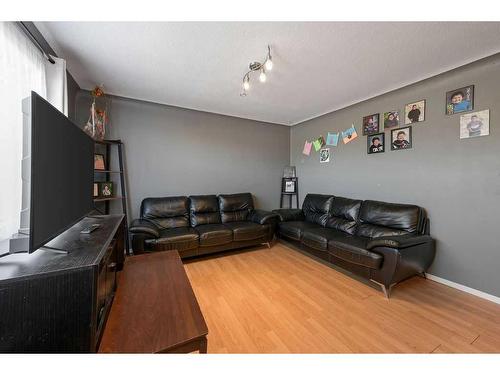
[
  {"left": 94, "top": 196, "right": 123, "bottom": 202},
  {"left": 94, "top": 170, "right": 123, "bottom": 174}
]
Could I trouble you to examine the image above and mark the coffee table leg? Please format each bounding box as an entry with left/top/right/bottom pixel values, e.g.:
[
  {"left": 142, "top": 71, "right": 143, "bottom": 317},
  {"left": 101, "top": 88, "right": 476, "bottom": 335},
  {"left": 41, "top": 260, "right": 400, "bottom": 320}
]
[{"left": 199, "top": 336, "right": 208, "bottom": 354}]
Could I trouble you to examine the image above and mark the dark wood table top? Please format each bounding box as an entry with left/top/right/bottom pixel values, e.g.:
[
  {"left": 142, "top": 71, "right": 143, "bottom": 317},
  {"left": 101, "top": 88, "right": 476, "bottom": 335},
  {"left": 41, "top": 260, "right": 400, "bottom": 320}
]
[
  {"left": 0, "top": 215, "right": 124, "bottom": 283},
  {"left": 98, "top": 251, "right": 208, "bottom": 353}
]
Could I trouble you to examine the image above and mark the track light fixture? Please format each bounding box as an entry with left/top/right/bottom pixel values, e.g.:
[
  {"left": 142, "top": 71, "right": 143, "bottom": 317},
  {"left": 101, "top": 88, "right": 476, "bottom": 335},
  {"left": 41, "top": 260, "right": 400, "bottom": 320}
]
[{"left": 240, "top": 45, "right": 273, "bottom": 97}]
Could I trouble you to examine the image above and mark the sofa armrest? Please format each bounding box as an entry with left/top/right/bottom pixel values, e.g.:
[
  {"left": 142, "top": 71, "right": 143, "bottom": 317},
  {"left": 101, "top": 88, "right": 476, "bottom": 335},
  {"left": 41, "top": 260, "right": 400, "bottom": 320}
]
[
  {"left": 248, "top": 209, "right": 279, "bottom": 225},
  {"left": 129, "top": 219, "right": 160, "bottom": 238},
  {"left": 272, "top": 209, "right": 305, "bottom": 222},
  {"left": 366, "top": 234, "right": 433, "bottom": 250}
]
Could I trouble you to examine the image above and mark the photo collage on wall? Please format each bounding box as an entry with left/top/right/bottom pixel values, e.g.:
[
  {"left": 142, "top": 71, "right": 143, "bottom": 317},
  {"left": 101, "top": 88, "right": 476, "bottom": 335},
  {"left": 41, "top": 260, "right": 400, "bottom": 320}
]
[
  {"left": 301, "top": 123, "right": 358, "bottom": 163},
  {"left": 301, "top": 83, "right": 489, "bottom": 162}
]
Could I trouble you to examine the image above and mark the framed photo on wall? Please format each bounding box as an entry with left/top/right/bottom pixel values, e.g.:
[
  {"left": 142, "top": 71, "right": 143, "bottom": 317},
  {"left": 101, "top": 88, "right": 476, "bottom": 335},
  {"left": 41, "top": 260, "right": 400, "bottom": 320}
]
[
  {"left": 460, "top": 109, "right": 489, "bottom": 139},
  {"left": 391, "top": 126, "right": 412, "bottom": 151},
  {"left": 362, "top": 113, "right": 380, "bottom": 135},
  {"left": 383, "top": 111, "right": 400, "bottom": 129},
  {"left": 367, "top": 133, "right": 385, "bottom": 154},
  {"left": 405, "top": 100, "right": 425, "bottom": 124},
  {"left": 446, "top": 85, "right": 474, "bottom": 115}
]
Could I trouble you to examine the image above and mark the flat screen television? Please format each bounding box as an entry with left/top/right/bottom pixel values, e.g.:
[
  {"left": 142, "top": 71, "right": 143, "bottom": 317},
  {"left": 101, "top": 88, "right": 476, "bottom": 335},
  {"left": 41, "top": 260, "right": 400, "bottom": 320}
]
[{"left": 14, "top": 91, "right": 94, "bottom": 253}]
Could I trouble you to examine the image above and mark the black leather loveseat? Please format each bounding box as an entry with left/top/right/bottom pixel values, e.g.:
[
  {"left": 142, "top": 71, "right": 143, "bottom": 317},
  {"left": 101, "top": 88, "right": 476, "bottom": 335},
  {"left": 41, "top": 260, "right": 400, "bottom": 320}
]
[
  {"left": 273, "top": 194, "right": 435, "bottom": 297},
  {"left": 130, "top": 193, "right": 278, "bottom": 258}
]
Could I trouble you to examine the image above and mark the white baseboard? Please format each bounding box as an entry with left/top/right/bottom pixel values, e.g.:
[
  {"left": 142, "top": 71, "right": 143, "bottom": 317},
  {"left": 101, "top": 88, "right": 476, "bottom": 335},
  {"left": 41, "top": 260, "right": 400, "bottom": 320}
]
[{"left": 426, "top": 273, "right": 500, "bottom": 305}]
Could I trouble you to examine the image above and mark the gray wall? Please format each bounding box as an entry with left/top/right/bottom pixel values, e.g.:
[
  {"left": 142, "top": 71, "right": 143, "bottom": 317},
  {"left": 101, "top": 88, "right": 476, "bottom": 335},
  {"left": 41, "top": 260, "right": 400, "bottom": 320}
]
[
  {"left": 67, "top": 73, "right": 79, "bottom": 122},
  {"left": 76, "top": 92, "right": 290, "bottom": 219},
  {"left": 291, "top": 54, "right": 500, "bottom": 297}
]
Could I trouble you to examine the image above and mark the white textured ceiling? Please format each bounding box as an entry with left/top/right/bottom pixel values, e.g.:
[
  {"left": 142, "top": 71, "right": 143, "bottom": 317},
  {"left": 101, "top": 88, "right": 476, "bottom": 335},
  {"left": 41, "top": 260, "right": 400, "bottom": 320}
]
[{"left": 36, "top": 22, "right": 500, "bottom": 125}]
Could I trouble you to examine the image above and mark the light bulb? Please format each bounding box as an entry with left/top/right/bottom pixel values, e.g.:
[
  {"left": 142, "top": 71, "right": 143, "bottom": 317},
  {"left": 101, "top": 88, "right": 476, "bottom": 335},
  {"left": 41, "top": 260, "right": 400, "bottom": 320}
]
[
  {"left": 259, "top": 69, "right": 267, "bottom": 83},
  {"left": 265, "top": 58, "right": 273, "bottom": 71},
  {"left": 243, "top": 80, "right": 250, "bottom": 91}
]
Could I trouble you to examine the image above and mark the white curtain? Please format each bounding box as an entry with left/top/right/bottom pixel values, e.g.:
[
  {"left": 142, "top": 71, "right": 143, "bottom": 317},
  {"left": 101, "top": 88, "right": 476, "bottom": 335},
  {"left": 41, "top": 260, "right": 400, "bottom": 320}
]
[
  {"left": 45, "top": 55, "right": 68, "bottom": 116},
  {"left": 0, "top": 22, "right": 47, "bottom": 241}
]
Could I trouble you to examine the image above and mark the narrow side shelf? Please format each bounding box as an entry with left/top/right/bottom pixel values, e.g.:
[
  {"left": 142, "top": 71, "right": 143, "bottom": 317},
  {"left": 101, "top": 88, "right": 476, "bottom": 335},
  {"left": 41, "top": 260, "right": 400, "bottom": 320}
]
[{"left": 93, "top": 139, "right": 130, "bottom": 254}]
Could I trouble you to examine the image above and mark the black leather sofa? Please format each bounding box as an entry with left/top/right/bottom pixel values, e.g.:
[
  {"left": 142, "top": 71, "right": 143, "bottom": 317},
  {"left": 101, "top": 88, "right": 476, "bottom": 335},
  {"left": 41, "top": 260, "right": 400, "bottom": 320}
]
[
  {"left": 273, "top": 194, "right": 435, "bottom": 297},
  {"left": 129, "top": 193, "right": 278, "bottom": 258}
]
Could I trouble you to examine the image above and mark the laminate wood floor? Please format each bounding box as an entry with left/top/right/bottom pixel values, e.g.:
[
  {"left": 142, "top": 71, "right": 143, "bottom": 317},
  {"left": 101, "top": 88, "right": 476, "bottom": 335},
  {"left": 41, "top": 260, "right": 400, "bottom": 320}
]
[{"left": 183, "top": 243, "right": 500, "bottom": 353}]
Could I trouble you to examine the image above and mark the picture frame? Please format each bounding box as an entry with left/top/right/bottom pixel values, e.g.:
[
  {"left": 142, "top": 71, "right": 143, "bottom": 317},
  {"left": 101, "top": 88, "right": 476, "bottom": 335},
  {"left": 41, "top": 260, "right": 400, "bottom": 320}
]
[
  {"left": 446, "top": 85, "right": 474, "bottom": 115},
  {"left": 391, "top": 126, "right": 412, "bottom": 151},
  {"left": 383, "top": 111, "right": 400, "bottom": 129},
  {"left": 367, "top": 133, "right": 385, "bottom": 154},
  {"left": 100, "top": 182, "right": 114, "bottom": 197},
  {"left": 93, "top": 183, "right": 99, "bottom": 198},
  {"left": 404, "top": 100, "right": 425, "bottom": 124},
  {"left": 319, "top": 148, "right": 330, "bottom": 163},
  {"left": 460, "top": 109, "right": 489, "bottom": 139},
  {"left": 94, "top": 154, "right": 106, "bottom": 170},
  {"left": 283, "top": 178, "right": 296, "bottom": 193},
  {"left": 362, "top": 113, "right": 380, "bottom": 135}
]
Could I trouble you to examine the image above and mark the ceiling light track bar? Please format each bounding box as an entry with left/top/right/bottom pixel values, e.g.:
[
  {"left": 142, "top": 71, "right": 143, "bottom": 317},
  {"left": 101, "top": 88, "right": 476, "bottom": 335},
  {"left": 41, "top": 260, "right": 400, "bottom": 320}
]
[{"left": 240, "top": 45, "right": 273, "bottom": 97}]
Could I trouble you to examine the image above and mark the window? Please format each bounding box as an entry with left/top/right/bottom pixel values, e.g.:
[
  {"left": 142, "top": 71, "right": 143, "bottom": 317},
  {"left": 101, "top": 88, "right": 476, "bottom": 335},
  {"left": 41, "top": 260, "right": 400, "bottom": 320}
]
[{"left": 0, "top": 22, "right": 47, "bottom": 241}]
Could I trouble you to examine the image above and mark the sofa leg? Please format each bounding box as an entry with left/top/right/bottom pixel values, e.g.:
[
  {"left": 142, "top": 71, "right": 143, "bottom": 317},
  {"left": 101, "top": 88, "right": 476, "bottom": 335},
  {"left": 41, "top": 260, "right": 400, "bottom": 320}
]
[
  {"left": 265, "top": 242, "right": 271, "bottom": 249},
  {"left": 381, "top": 284, "right": 391, "bottom": 299},
  {"left": 421, "top": 272, "right": 427, "bottom": 279},
  {"left": 370, "top": 279, "right": 393, "bottom": 299}
]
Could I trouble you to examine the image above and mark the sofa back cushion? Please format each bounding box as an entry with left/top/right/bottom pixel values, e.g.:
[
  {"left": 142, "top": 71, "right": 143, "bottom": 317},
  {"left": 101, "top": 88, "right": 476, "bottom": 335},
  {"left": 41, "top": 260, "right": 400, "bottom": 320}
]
[
  {"left": 140, "top": 196, "right": 190, "bottom": 229},
  {"left": 326, "top": 196, "right": 362, "bottom": 234},
  {"left": 218, "top": 193, "right": 254, "bottom": 223},
  {"left": 189, "top": 195, "right": 221, "bottom": 227},
  {"left": 302, "top": 194, "right": 334, "bottom": 226},
  {"left": 356, "top": 200, "right": 422, "bottom": 238}
]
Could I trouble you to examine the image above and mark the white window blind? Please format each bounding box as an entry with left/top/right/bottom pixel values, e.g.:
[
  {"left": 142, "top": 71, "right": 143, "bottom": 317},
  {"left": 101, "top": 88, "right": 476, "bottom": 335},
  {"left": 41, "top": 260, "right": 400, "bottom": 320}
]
[{"left": 0, "top": 22, "right": 47, "bottom": 241}]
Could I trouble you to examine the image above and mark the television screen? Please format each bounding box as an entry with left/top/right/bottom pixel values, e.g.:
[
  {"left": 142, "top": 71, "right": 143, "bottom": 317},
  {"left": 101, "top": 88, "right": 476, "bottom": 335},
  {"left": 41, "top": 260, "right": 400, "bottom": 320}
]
[{"left": 29, "top": 92, "right": 94, "bottom": 252}]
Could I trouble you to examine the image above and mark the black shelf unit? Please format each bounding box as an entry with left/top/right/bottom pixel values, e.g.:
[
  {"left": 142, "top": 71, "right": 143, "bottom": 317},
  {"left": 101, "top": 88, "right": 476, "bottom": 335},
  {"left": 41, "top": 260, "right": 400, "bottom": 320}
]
[
  {"left": 94, "top": 139, "right": 130, "bottom": 254},
  {"left": 280, "top": 177, "right": 299, "bottom": 209}
]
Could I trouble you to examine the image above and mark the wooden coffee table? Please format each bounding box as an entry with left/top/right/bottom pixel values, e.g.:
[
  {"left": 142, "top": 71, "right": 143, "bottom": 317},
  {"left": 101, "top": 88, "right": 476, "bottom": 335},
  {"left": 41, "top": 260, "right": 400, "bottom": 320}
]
[{"left": 99, "top": 251, "right": 208, "bottom": 353}]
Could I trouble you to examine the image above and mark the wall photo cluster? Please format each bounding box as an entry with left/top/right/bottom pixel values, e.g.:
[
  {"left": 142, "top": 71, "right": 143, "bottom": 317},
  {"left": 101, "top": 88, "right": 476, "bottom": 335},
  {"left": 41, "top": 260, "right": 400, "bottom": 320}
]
[
  {"left": 302, "top": 123, "right": 358, "bottom": 163},
  {"left": 301, "top": 83, "right": 490, "bottom": 163}
]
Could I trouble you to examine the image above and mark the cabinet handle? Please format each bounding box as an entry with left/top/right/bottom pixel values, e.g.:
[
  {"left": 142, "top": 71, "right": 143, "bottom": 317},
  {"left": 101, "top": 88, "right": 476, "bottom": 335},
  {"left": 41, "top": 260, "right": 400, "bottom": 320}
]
[{"left": 107, "top": 262, "right": 117, "bottom": 271}]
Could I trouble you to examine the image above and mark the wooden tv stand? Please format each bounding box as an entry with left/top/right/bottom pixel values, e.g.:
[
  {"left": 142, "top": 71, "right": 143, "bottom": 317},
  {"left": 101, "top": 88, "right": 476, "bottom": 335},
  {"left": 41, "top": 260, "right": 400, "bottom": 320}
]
[
  {"left": 0, "top": 215, "right": 125, "bottom": 353},
  {"left": 99, "top": 251, "right": 208, "bottom": 353}
]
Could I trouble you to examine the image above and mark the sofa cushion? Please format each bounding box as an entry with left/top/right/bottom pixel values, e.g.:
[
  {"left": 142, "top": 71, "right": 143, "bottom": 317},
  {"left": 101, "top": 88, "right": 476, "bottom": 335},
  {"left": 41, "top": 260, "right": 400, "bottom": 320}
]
[
  {"left": 302, "top": 194, "right": 334, "bottom": 226},
  {"left": 223, "top": 221, "right": 267, "bottom": 241},
  {"left": 326, "top": 196, "right": 362, "bottom": 235},
  {"left": 195, "top": 224, "right": 232, "bottom": 247},
  {"left": 189, "top": 195, "right": 221, "bottom": 227},
  {"left": 218, "top": 193, "right": 254, "bottom": 223},
  {"left": 301, "top": 227, "right": 344, "bottom": 251},
  {"left": 278, "top": 221, "right": 321, "bottom": 241},
  {"left": 146, "top": 227, "right": 199, "bottom": 251},
  {"left": 327, "top": 234, "right": 382, "bottom": 269},
  {"left": 141, "top": 196, "right": 190, "bottom": 229},
  {"left": 356, "top": 200, "right": 422, "bottom": 238}
]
